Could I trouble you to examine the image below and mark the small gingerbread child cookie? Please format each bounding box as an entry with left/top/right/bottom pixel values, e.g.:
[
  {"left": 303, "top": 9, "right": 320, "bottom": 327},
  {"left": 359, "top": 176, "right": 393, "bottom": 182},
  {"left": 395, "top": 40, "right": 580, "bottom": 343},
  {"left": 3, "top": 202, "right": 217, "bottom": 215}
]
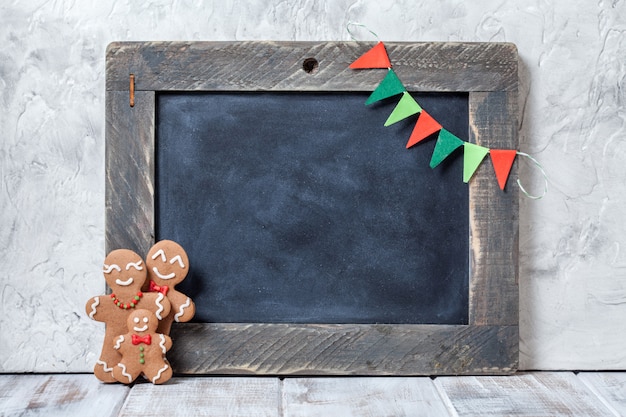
[
  {"left": 145, "top": 240, "right": 195, "bottom": 335},
  {"left": 85, "top": 249, "right": 171, "bottom": 383},
  {"left": 112, "top": 309, "right": 173, "bottom": 384}
]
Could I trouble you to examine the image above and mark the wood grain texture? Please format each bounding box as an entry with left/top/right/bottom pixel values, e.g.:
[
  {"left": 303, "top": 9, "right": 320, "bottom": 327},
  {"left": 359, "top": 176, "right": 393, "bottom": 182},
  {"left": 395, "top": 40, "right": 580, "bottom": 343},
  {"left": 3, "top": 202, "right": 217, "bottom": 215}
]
[
  {"left": 106, "top": 41, "right": 519, "bottom": 375},
  {"left": 105, "top": 41, "right": 518, "bottom": 93},
  {"left": 578, "top": 372, "right": 626, "bottom": 416},
  {"left": 435, "top": 372, "right": 613, "bottom": 416},
  {"left": 169, "top": 323, "right": 517, "bottom": 375},
  {"left": 105, "top": 90, "right": 155, "bottom": 256},
  {"left": 2, "top": 372, "right": 625, "bottom": 416},
  {"left": 117, "top": 377, "right": 280, "bottom": 417},
  {"left": 0, "top": 374, "right": 129, "bottom": 417},
  {"left": 468, "top": 91, "right": 519, "bottom": 326},
  {"left": 282, "top": 377, "right": 452, "bottom": 417}
]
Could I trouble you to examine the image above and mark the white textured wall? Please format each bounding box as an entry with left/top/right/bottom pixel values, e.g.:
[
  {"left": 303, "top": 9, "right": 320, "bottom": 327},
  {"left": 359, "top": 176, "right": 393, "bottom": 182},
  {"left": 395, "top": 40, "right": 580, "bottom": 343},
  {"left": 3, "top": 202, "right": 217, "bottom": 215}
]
[{"left": 1, "top": 0, "right": 624, "bottom": 372}]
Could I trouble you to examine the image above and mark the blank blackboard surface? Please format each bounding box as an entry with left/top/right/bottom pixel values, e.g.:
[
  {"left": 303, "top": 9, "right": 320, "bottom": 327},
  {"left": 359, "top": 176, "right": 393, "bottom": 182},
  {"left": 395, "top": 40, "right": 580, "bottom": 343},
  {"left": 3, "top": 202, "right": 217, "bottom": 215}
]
[{"left": 156, "top": 91, "right": 469, "bottom": 324}]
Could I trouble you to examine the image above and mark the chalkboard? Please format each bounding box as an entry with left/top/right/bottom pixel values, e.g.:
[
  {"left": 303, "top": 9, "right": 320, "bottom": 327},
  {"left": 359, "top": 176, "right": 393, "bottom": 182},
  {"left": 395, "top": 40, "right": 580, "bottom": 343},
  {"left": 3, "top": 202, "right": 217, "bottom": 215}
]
[
  {"left": 105, "top": 41, "right": 519, "bottom": 375},
  {"left": 156, "top": 92, "right": 469, "bottom": 325}
]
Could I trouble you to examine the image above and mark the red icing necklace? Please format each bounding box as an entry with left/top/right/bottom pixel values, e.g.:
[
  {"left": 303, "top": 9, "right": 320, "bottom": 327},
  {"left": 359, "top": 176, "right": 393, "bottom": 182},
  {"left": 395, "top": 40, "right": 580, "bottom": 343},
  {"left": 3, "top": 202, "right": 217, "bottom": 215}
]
[{"left": 110, "top": 292, "right": 143, "bottom": 309}]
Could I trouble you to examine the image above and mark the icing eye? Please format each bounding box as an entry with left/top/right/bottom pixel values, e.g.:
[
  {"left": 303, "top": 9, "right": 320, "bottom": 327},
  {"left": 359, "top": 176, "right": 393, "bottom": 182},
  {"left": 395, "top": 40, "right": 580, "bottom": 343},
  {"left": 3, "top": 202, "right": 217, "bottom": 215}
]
[
  {"left": 143, "top": 317, "right": 149, "bottom": 323},
  {"left": 170, "top": 255, "right": 186, "bottom": 268},
  {"left": 133, "top": 317, "right": 140, "bottom": 323},
  {"left": 125, "top": 260, "right": 144, "bottom": 271},
  {"left": 151, "top": 249, "right": 167, "bottom": 262},
  {"left": 103, "top": 264, "right": 121, "bottom": 274}
]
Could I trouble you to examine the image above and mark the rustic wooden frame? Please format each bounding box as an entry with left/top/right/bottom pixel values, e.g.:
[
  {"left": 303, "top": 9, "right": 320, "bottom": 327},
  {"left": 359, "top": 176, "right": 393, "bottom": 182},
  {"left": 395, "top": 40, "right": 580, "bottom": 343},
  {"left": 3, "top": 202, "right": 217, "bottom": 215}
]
[{"left": 105, "top": 41, "right": 519, "bottom": 375}]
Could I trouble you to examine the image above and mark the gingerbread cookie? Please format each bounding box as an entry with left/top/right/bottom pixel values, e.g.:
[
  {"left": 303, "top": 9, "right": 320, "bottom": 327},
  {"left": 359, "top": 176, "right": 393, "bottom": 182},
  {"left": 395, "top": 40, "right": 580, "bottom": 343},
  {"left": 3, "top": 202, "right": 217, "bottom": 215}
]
[
  {"left": 112, "top": 309, "right": 173, "bottom": 384},
  {"left": 85, "top": 249, "right": 171, "bottom": 383},
  {"left": 146, "top": 240, "right": 195, "bottom": 335}
]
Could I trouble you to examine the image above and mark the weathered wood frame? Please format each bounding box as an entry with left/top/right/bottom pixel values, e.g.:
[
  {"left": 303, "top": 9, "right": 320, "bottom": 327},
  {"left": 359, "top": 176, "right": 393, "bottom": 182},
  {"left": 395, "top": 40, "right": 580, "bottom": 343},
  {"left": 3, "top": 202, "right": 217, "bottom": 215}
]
[{"left": 105, "top": 41, "right": 519, "bottom": 375}]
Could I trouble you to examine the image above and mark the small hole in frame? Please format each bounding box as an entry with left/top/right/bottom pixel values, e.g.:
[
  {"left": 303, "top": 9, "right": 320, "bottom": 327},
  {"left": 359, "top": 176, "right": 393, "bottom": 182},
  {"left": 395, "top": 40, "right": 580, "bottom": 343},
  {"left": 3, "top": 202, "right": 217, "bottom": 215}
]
[{"left": 302, "top": 58, "right": 319, "bottom": 74}]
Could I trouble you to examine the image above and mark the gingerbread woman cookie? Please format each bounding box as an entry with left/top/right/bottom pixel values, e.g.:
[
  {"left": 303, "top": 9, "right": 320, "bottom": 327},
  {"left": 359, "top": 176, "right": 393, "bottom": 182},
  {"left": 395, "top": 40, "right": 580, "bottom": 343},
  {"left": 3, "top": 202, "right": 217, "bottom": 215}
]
[
  {"left": 145, "top": 240, "right": 195, "bottom": 335},
  {"left": 85, "top": 249, "right": 171, "bottom": 383},
  {"left": 112, "top": 309, "right": 173, "bottom": 384}
]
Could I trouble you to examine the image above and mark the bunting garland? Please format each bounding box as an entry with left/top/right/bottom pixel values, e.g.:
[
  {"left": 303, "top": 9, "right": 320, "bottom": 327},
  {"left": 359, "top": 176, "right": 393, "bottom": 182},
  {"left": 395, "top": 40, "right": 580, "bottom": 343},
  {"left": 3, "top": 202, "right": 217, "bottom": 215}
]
[
  {"left": 349, "top": 42, "right": 392, "bottom": 69},
  {"left": 350, "top": 41, "right": 538, "bottom": 193},
  {"left": 490, "top": 149, "right": 518, "bottom": 190}
]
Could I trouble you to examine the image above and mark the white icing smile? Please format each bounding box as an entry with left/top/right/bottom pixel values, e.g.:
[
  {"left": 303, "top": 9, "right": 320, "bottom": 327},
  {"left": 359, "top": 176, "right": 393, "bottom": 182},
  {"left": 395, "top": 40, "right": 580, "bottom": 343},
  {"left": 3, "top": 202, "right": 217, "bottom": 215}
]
[
  {"left": 152, "top": 267, "right": 175, "bottom": 280},
  {"left": 133, "top": 325, "right": 148, "bottom": 332},
  {"left": 115, "top": 277, "right": 134, "bottom": 286}
]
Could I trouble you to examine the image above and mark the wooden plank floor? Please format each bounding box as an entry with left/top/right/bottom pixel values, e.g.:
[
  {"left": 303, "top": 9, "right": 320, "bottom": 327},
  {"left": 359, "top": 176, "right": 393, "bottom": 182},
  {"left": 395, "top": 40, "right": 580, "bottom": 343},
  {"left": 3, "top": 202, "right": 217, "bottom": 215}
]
[{"left": 1, "top": 372, "right": 625, "bottom": 416}]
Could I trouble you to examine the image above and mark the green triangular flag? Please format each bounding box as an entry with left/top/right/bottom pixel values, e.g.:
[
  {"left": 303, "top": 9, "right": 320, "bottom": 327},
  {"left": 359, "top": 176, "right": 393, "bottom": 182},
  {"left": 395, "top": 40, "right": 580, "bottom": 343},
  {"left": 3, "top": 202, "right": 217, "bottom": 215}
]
[
  {"left": 430, "top": 129, "right": 464, "bottom": 169},
  {"left": 384, "top": 92, "right": 422, "bottom": 126},
  {"left": 463, "top": 143, "right": 490, "bottom": 182},
  {"left": 365, "top": 69, "right": 406, "bottom": 105}
]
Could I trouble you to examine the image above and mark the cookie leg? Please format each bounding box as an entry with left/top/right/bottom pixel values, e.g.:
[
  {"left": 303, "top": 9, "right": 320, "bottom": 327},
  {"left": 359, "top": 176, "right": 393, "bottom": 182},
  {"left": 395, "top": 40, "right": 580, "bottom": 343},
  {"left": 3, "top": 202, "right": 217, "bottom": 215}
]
[
  {"left": 93, "top": 359, "right": 117, "bottom": 383},
  {"left": 93, "top": 336, "right": 123, "bottom": 382},
  {"left": 112, "top": 361, "right": 141, "bottom": 384},
  {"left": 144, "top": 361, "right": 172, "bottom": 385}
]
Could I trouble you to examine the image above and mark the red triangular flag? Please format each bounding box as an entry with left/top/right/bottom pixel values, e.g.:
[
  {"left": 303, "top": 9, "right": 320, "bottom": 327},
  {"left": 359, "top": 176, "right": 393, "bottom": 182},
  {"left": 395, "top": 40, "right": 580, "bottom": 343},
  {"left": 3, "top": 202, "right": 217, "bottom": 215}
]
[
  {"left": 349, "top": 42, "right": 392, "bottom": 69},
  {"left": 490, "top": 149, "right": 517, "bottom": 190},
  {"left": 405, "top": 111, "right": 442, "bottom": 148}
]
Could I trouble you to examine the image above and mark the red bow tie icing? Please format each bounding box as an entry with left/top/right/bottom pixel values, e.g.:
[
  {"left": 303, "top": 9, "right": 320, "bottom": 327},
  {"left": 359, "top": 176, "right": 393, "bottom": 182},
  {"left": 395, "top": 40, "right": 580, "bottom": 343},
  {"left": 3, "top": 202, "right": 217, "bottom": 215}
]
[
  {"left": 132, "top": 334, "right": 152, "bottom": 345},
  {"left": 149, "top": 280, "right": 169, "bottom": 295}
]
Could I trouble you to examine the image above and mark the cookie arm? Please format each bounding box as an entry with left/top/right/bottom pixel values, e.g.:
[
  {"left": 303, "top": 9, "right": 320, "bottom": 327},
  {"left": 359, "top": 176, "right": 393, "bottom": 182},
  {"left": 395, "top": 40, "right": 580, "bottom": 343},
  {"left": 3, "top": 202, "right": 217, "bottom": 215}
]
[
  {"left": 85, "top": 296, "right": 107, "bottom": 322},
  {"left": 173, "top": 296, "right": 195, "bottom": 323},
  {"left": 158, "top": 334, "right": 173, "bottom": 353},
  {"left": 113, "top": 334, "right": 126, "bottom": 352}
]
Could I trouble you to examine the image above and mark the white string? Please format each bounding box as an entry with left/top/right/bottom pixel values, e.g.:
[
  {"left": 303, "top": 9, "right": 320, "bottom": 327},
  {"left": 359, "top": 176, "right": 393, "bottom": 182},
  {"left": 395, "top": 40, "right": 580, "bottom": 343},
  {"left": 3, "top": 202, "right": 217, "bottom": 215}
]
[
  {"left": 516, "top": 152, "right": 548, "bottom": 200},
  {"left": 346, "top": 21, "right": 380, "bottom": 42}
]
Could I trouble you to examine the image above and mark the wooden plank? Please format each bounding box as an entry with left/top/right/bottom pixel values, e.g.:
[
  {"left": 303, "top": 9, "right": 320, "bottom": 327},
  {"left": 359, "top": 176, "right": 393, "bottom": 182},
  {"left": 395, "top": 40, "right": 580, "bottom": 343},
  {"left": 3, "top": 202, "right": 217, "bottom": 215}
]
[
  {"left": 468, "top": 90, "right": 519, "bottom": 327},
  {"left": 169, "top": 323, "right": 517, "bottom": 375},
  {"left": 106, "top": 42, "right": 518, "bottom": 93},
  {"left": 435, "top": 372, "right": 613, "bottom": 416},
  {"left": 105, "top": 89, "right": 155, "bottom": 255},
  {"left": 282, "top": 377, "right": 452, "bottom": 417},
  {"left": 0, "top": 374, "right": 129, "bottom": 416},
  {"left": 577, "top": 372, "right": 626, "bottom": 416},
  {"left": 118, "top": 377, "right": 280, "bottom": 417}
]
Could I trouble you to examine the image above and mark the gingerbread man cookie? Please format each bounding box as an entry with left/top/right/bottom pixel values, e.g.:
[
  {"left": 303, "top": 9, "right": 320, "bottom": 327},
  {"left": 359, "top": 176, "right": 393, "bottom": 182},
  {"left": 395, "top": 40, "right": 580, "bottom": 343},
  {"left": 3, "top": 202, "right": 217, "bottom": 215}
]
[
  {"left": 85, "top": 249, "right": 171, "bottom": 383},
  {"left": 112, "top": 309, "right": 173, "bottom": 384},
  {"left": 146, "top": 240, "right": 195, "bottom": 335}
]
